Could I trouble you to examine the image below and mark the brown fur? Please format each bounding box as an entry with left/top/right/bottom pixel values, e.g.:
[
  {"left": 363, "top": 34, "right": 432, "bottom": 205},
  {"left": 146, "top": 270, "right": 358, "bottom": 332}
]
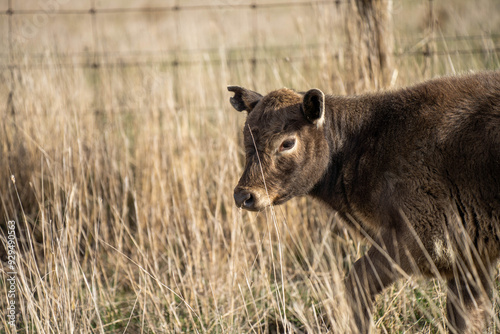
[{"left": 228, "top": 71, "right": 500, "bottom": 333}]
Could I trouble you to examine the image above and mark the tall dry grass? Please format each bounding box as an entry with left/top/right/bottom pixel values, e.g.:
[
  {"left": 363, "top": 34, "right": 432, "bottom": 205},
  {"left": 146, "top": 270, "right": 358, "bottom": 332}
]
[{"left": 0, "top": 0, "right": 499, "bottom": 333}]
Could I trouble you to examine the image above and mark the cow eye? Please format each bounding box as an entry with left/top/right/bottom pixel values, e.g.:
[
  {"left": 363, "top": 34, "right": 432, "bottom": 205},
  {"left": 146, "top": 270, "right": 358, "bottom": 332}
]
[{"left": 278, "top": 138, "right": 296, "bottom": 152}]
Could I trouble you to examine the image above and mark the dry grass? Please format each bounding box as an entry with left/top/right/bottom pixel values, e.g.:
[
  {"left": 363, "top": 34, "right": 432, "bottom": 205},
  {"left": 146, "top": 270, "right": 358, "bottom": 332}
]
[{"left": 0, "top": 0, "right": 499, "bottom": 333}]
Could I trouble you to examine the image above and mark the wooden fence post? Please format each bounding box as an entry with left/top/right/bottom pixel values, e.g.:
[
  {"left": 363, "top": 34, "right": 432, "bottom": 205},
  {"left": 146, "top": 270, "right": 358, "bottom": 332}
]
[{"left": 346, "top": 0, "right": 394, "bottom": 93}]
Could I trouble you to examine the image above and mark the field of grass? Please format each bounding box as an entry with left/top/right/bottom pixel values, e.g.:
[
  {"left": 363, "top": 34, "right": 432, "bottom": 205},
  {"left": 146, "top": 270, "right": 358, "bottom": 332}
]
[{"left": 0, "top": 0, "right": 499, "bottom": 333}]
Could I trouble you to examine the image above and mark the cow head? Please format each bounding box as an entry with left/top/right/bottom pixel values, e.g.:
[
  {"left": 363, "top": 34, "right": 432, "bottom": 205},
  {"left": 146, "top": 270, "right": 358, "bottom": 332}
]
[{"left": 228, "top": 86, "right": 330, "bottom": 211}]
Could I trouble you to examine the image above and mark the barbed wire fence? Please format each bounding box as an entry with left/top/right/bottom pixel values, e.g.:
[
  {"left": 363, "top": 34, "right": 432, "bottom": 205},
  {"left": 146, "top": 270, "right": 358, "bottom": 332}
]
[{"left": 1, "top": 0, "right": 499, "bottom": 112}]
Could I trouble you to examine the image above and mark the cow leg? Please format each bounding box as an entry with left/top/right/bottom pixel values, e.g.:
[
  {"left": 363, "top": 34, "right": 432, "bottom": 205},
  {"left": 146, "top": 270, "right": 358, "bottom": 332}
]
[
  {"left": 344, "top": 229, "right": 414, "bottom": 333},
  {"left": 446, "top": 264, "right": 492, "bottom": 334}
]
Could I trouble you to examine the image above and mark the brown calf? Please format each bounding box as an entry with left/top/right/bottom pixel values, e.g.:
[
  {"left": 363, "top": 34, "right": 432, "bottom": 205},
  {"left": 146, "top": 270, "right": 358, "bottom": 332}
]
[{"left": 228, "top": 71, "right": 500, "bottom": 333}]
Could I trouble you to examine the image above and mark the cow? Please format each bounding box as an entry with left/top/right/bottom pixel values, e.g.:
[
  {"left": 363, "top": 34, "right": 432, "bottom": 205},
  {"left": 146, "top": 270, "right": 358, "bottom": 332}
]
[{"left": 228, "top": 71, "right": 500, "bottom": 333}]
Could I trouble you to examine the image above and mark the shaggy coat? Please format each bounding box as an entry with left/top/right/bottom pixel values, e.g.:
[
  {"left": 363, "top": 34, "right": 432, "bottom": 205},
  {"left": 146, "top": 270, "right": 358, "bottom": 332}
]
[{"left": 228, "top": 71, "right": 500, "bottom": 333}]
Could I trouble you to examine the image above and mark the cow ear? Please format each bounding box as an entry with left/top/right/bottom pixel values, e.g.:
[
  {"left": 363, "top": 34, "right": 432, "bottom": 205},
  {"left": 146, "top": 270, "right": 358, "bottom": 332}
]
[
  {"left": 227, "top": 86, "right": 263, "bottom": 113},
  {"left": 302, "top": 88, "right": 325, "bottom": 126}
]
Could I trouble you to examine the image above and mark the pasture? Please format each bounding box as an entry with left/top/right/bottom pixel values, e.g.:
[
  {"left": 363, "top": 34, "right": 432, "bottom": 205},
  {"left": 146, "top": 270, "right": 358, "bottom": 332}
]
[{"left": 0, "top": 0, "right": 499, "bottom": 332}]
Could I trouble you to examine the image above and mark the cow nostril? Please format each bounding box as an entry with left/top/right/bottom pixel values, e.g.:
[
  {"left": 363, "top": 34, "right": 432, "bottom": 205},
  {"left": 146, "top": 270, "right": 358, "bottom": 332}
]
[
  {"left": 243, "top": 193, "right": 254, "bottom": 208},
  {"left": 234, "top": 189, "right": 255, "bottom": 209}
]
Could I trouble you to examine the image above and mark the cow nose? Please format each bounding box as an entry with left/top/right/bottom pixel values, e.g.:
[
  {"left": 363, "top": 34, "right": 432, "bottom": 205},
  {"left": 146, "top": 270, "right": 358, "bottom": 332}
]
[{"left": 234, "top": 188, "right": 255, "bottom": 210}]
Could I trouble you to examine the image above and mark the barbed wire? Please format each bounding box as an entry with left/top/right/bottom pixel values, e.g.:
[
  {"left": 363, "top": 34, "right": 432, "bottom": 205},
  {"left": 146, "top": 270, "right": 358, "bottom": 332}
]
[
  {"left": 1, "top": 33, "right": 499, "bottom": 61},
  {"left": 0, "top": 0, "right": 345, "bottom": 16},
  {"left": 1, "top": 0, "right": 497, "bottom": 117},
  {"left": 1, "top": 0, "right": 498, "bottom": 117},
  {"left": 1, "top": 0, "right": 498, "bottom": 69},
  {"left": 1, "top": 44, "right": 498, "bottom": 71}
]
